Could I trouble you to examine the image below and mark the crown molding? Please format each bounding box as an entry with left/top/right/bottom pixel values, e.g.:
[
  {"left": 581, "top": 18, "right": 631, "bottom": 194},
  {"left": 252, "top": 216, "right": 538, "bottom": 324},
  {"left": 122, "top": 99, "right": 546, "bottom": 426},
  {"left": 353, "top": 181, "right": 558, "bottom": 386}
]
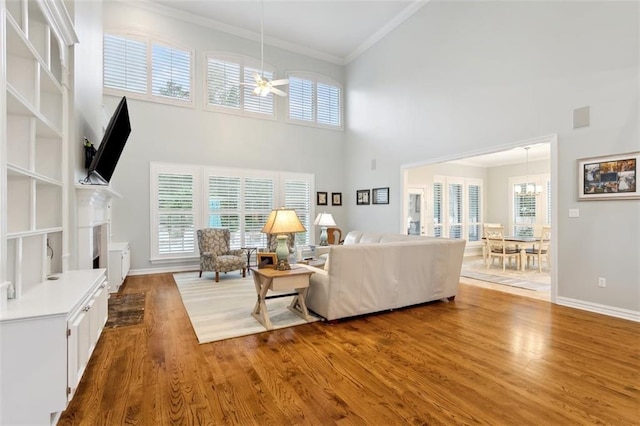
[
  {"left": 345, "top": 0, "right": 429, "bottom": 64},
  {"left": 118, "top": 0, "right": 346, "bottom": 65}
]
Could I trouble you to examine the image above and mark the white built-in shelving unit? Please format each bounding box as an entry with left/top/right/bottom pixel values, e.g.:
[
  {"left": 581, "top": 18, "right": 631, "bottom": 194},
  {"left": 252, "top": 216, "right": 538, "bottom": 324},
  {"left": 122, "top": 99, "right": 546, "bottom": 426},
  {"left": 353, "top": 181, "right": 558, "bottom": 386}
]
[
  {"left": 3, "top": 0, "right": 68, "bottom": 298},
  {"left": 0, "top": 1, "right": 112, "bottom": 424}
]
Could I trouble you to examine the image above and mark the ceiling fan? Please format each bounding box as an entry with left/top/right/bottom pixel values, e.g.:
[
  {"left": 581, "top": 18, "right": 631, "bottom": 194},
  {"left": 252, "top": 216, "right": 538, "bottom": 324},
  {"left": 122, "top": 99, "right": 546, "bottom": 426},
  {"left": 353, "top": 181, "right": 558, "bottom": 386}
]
[{"left": 245, "top": 0, "right": 288, "bottom": 97}]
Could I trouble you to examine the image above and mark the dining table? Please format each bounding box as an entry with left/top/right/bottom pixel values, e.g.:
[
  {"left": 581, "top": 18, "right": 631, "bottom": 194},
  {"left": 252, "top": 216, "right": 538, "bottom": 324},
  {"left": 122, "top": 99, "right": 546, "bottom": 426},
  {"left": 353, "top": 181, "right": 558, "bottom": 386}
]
[{"left": 483, "top": 236, "right": 549, "bottom": 272}]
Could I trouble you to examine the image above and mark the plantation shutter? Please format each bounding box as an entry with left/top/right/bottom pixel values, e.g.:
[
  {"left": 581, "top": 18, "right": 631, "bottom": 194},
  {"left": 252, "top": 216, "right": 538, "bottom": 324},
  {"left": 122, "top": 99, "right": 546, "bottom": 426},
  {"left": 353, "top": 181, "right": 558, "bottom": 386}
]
[
  {"left": 243, "top": 67, "right": 274, "bottom": 115},
  {"left": 244, "top": 177, "right": 274, "bottom": 248},
  {"left": 208, "top": 176, "right": 242, "bottom": 248},
  {"left": 448, "top": 183, "right": 463, "bottom": 239},
  {"left": 468, "top": 184, "right": 481, "bottom": 242},
  {"left": 207, "top": 58, "right": 241, "bottom": 109},
  {"left": 317, "top": 82, "right": 341, "bottom": 126},
  {"left": 152, "top": 43, "right": 191, "bottom": 101},
  {"left": 433, "top": 182, "right": 443, "bottom": 237},
  {"left": 288, "top": 76, "right": 314, "bottom": 122},
  {"left": 284, "top": 179, "right": 311, "bottom": 246},
  {"left": 104, "top": 34, "right": 147, "bottom": 93},
  {"left": 546, "top": 180, "right": 551, "bottom": 225},
  {"left": 157, "top": 173, "right": 195, "bottom": 254},
  {"left": 513, "top": 182, "right": 537, "bottom": 237}
]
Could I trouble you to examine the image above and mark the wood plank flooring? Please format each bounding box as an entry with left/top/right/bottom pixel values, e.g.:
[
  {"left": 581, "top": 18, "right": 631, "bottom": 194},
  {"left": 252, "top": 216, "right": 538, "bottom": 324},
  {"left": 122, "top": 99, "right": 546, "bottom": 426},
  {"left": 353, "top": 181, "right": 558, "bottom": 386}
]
[{"left": 58, "top": 273, "right": 640, "bottom": 425}]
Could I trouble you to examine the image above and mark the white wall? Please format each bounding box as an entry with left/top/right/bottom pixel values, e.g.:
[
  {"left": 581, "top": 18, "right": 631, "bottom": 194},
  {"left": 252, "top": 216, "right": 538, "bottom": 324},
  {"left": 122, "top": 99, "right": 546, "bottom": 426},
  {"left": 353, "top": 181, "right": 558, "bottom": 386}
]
[
  {"left": 345, "top": 1, "right": 639, "bottom": 314},
  {"left": 70, "top": 0, "right": 104, "bottom": 269},
  {"left": 102, "top": 2, "right": 346, "bottom": 272}
]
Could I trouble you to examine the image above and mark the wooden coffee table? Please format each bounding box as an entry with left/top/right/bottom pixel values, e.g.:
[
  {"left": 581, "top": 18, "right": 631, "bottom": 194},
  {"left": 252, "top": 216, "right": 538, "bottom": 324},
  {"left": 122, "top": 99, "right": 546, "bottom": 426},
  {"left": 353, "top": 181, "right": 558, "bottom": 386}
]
[{"left": 250, "top": 266, "right": 315, "bottom": 330}]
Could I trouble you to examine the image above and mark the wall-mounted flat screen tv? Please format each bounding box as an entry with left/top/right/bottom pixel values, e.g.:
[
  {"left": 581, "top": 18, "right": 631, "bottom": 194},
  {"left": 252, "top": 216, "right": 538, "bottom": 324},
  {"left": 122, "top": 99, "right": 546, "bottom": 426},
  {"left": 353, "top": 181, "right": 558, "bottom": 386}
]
[{"left": 88, "top": 96, "right": 131, "bottom": 184}]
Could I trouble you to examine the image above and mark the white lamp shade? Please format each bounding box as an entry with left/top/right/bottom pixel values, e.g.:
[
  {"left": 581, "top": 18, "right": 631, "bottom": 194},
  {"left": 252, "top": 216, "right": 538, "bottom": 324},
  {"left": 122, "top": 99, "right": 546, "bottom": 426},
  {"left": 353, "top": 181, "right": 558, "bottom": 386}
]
[
  {"left": 314, "top": 212, "right": 336, "bottom": 227},
  {"left": 261, "top": 208, "right": 306, "bottom": 234}
]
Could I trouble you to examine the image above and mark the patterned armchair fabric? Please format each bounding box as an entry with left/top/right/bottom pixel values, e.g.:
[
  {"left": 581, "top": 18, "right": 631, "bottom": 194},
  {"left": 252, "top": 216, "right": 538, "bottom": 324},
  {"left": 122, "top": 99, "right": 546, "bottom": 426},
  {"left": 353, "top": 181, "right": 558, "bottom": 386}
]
[{"left": 197, "top": 228, "right": 247, "bottom": 282}]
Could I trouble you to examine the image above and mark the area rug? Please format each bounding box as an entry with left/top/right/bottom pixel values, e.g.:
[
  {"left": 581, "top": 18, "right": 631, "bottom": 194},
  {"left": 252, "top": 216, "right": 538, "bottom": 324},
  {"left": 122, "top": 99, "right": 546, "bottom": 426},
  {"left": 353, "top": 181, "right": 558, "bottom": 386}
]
[
  {"left": 461, "top": 257, "right": 550, "bottom": 292},
  {"left": 105, "top": 293, "right": 146, "bottom": 328},
  {"left": 173, "top": 272, "right": 321, "bottom": 344}
]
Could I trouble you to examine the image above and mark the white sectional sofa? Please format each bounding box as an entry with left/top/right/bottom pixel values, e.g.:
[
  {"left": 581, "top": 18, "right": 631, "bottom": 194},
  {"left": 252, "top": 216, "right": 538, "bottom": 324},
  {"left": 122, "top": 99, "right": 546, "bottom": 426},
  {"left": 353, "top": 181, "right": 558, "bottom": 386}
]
[{"left": 301, "top": 231, "right": 466, "bottom": 321}]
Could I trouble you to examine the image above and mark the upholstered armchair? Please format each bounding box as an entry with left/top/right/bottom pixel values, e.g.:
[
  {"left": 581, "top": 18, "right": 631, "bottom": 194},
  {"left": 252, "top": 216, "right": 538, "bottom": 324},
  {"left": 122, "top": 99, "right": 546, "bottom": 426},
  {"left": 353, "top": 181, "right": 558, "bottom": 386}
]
[{"left": 197, "top": 228, "right": 247, "bottom": 282}]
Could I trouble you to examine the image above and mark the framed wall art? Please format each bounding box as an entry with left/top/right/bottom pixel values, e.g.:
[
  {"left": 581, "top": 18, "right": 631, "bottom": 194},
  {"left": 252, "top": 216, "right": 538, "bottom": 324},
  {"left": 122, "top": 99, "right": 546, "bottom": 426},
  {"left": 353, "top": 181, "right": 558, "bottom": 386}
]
[
  {"left": 578, "top": 152, "right": 639, "bottom": 200},
  {"left": 372, "top": 187, "right": 390, "bottom": 204},
  {"left": 317, "top": 191, "right": 328, "bottom": 205},
  {"left": 332, "top": 192, "right": 342, "bottom": 206},
  {"left": 356, "top": 189, "right": 370, "bottom": 205}
]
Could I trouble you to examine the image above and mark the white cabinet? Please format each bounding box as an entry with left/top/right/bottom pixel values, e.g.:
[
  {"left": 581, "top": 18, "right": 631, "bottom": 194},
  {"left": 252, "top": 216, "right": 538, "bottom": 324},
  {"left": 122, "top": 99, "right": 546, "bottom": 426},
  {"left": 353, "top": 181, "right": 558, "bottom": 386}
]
[
  {"left": 108, "top": 241, "right": 130, "bottom": 293},
  {"left": 0, "top": 269, "right": 107, "bottom": 425}
]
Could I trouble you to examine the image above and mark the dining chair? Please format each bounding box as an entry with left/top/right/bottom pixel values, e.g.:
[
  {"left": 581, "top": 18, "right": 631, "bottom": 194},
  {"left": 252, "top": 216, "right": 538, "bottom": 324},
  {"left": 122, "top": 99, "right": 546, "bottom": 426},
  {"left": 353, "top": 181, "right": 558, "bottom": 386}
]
[
  {"left": 482, "top": 223, "right": 502, "bottom": 265},
  {"left": 526, "top": 226, "right": 551, "bottom": 272},
  {"left": 485, "top": 225, "right": 520, "bottom": 271}
]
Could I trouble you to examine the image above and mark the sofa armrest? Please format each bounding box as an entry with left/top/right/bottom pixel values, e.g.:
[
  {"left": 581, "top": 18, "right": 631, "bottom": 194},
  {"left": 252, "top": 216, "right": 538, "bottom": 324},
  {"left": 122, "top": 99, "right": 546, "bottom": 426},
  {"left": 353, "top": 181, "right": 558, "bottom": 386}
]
[{"left": 314, "top": 246, "right": 331, "bottom": 258}]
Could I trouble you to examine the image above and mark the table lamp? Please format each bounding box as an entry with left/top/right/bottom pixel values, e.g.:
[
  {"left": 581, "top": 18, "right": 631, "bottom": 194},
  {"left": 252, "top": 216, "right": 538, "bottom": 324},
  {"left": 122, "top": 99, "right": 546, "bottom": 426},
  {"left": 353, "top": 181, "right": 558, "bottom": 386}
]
[
  {"left": 314, "top": 212, "right": 336, "bottom": 246},
  {"left": 261, "top": 208, "right": 306, "bottom": 270}
]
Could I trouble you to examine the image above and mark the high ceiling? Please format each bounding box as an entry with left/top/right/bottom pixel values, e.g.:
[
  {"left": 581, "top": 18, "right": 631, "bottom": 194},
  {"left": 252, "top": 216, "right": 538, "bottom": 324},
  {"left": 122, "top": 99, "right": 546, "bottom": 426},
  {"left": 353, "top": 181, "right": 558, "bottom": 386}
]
[{"left": 140, "top": 0, "right": 427, "bottom": 64}]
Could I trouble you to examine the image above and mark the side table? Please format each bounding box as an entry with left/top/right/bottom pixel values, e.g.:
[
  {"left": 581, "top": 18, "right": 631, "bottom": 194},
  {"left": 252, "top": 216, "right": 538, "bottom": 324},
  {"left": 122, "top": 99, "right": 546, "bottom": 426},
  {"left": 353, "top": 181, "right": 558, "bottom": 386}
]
[
  {"left": 241, "top": 247, "right": 258, "bottom": 274},
  {"left": 250, "top": 266, "right": 314, "bottom": 330}
]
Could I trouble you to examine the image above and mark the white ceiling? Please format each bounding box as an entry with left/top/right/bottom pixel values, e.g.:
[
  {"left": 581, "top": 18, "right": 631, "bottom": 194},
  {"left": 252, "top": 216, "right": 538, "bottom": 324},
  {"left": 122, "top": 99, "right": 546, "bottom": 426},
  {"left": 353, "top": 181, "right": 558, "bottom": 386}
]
[{"left": 140, "top": 0, "right": 427, "bottom": 64}]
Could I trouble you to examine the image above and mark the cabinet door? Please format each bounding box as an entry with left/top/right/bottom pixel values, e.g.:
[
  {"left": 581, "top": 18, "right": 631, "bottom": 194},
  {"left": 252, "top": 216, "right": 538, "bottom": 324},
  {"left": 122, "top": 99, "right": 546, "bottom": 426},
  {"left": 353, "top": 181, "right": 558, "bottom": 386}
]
[
  {"left": 67, "top": 307, "right": 89, "bottom": 400},
  {"left": 91, "top": 281, "right": 108, "bottom": 347}
]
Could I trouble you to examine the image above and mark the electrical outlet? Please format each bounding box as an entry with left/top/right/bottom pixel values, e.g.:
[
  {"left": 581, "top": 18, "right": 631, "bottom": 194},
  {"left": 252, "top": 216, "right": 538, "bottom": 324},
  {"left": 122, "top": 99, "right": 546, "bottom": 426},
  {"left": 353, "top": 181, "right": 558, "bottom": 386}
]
[{"left": 598, "top": 277, "right": 606, "bottom": 288}]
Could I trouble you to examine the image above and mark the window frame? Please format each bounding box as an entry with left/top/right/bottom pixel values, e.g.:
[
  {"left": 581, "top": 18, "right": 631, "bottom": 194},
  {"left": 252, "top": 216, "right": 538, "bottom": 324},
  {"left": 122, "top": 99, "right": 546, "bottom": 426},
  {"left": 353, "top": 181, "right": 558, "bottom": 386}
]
[
  {"left": 203, "top": 51, "right": 278, "bottom": 121},
  {"left": 508, "top": 173, "right": 551, "bottom": 237},
  {"left": 286, "top": 71, "right": 343, "bottom": 131},
  {"left": 431, "top": 176, "right": 483, "bottom": 245},
  {"left": 104, "top": 30, "right": 195, "bottom": 108},
  {"left": 150, "top": 162, "right": 315, "bottom": 262}
]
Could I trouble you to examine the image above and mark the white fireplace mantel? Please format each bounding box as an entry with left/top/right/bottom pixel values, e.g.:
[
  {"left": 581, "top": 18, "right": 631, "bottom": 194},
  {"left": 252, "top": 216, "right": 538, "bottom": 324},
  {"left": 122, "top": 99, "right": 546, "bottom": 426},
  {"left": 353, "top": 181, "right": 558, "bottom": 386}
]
[{"left": 75, "top": 184, "right": 121, "bottom": 270}]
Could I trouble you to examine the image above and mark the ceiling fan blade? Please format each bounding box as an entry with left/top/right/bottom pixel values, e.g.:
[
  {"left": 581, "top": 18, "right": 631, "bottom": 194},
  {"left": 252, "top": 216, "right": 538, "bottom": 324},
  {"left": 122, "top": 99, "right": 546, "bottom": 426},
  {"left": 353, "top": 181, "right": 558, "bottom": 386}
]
[
  {"left": 253, "top": 86, "right": 261, "bottom": 96},
  {"left": 270, "top": 79, "right": 289, "bottom": 87},
  {"left": 253, "top": 72, "right": 263, "bottom": 84},
  {"left": 270, "top": 87, "right": 287, "bottom": 97}
]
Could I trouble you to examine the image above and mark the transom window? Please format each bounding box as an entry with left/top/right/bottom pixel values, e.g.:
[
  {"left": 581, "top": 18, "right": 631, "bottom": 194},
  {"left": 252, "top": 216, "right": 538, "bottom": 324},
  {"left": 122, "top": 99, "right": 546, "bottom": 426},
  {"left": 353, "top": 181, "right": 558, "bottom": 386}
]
[
  {"left": 288, "top": 72, "right": 342, "bottom": 129},
  {"left": 104, "top": 32, "right": 193, "bottom": 105},
  {"left": 205, "top": 53, "right": 275, "bottom": 118}
]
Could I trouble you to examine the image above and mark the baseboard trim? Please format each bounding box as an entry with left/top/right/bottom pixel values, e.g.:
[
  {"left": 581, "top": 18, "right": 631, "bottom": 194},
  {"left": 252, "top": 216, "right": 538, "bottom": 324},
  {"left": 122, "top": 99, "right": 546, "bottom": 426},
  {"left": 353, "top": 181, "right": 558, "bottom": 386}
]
[
  {"left": 129, "top": 264, "right": 199, "bottom": 276},
  {"left": 556, "top": 297, "right": 640, "bottom": 322}
]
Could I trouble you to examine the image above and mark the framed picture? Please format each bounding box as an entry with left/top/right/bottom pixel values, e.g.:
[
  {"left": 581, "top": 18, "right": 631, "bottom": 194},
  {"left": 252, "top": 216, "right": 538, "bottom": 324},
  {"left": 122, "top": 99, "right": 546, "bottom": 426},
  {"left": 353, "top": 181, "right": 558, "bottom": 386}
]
[
  {"left": 257, "top": 252, "right": 277, "bottom": 269},
  {"left": 332, "top": 192, "right": 342, "bottom": 206},
  {"left": 356, "top": 189, "right": 370, "bottom": 205},
  {"left": 317, "top": 191, "right": 328, "bottom": 206},
  {"left": 578, "top": 152, "right": 639, "bottom": 200},
  {"left": 372, "top": 187, "right": 390, "bottom": 205}
]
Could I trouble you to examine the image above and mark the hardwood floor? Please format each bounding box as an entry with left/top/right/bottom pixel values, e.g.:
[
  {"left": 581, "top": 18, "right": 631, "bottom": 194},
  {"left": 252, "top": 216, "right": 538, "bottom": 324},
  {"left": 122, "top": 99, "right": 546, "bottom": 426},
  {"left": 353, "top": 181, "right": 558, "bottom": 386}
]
[{"left": 59, "top": 273, "right": 640, "bottom": 425}]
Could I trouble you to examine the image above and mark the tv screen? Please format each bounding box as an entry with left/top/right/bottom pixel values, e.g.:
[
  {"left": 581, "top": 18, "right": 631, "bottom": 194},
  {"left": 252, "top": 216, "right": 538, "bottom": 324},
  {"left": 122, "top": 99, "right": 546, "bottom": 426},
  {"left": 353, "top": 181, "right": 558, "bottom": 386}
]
[{"left": 88, "top": 96, "right": 131, "bottom": 183}]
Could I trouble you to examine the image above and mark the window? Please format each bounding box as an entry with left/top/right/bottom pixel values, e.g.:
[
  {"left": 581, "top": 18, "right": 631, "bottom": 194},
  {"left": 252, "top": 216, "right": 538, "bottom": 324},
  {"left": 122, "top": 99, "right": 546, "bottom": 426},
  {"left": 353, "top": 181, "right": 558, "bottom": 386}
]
[
  {"left": 431, "top": 176, "right": 483, "bottom": 243},
  {"left": 509, "top": 174, "right": 550, "bottom": 237},
  {"left": 150, "top": 163, "right": 313, "bottom": 261},
  {"left": 288, "top": 72, "right": 342, "bottom": 129},
  {"left": 150, "top": 164, "right": 201, "bottom": 259},
  {"left": 205, "top": 53, "right": 275, "bottom": 118},
  {"left": 433, "top": 182, "right": 443, "bottom": 237},
  {"left": 104, "top": 32, "right": 193, "bottom": 105}
]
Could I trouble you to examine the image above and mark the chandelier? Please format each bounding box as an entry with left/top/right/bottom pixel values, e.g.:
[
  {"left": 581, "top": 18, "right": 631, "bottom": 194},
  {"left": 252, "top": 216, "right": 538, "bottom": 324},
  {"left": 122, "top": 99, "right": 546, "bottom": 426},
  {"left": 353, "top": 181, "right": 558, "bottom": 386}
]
[{"left": 515, "top": 146, "right": 542, "bottom": 196}]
